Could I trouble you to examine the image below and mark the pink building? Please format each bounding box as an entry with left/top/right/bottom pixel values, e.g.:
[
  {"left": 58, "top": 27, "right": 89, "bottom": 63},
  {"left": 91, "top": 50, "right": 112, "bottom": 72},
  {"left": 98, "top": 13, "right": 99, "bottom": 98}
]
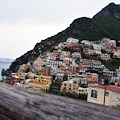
[
  {"left": 67, "top": 43, "right": 79, "bottom": 49},
  {"left": 34, "top": 58, "right": 44, "bottom": 71},
  {"left": 80, "top": 59, "right": 102, "bottom": 69},
  {"left": 105, "top": 45, "right": 116, "bottom": 52},
  {"left": 47, "top": 51, "right": 61, "bottom": 60},
  {"left": 9, "top": 73, "right": 19, "bottom": 84},
  {"left": 63, "top": 58, "right": 70, "bottom": 65},
  {"left": 83, "top": 48, "right": 89, "bottom": 54},
  {"left": 86, "top": 73, "right": 98, "bottom": 83},
  {"left": 83, "top": 48, "right": 95, "bottom": 55},
  {"left": 60, "top": 80, "right": 78, "bottom": 93},
  {"left": 10, "top": 73, "right": 17, "bottom": 78},
  {"left": 76, "top": 66, "right": 87, "bottom": 75},
  {"left": 52, "top": 51, "right": 61, "bottom": 60}
]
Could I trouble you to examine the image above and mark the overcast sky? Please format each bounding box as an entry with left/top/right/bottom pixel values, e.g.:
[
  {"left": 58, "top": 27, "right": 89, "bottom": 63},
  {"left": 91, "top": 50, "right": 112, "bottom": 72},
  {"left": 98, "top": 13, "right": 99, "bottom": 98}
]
[{"left": 0, "top": 0, "right": 120, "bottom": 59}]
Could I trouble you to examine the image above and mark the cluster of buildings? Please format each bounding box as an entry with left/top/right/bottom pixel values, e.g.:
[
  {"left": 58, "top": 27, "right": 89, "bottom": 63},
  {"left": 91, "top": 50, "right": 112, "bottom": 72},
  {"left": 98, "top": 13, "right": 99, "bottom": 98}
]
[{"left": 5, "top": 37, "right": 120, "bottom": 107}]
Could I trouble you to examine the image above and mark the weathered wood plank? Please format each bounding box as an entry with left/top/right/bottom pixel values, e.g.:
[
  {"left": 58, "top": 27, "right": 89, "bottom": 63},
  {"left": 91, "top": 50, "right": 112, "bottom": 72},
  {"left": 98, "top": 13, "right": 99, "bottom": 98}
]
[{"left": 0, "top": 83, "right": 120, "bottom": 120}]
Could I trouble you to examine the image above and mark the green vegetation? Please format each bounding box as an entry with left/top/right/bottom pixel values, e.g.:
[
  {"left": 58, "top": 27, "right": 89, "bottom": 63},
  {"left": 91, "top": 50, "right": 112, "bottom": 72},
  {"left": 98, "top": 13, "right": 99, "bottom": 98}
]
[
  {"left": 63, "top": 47, "right": 78, "bottom": 53},
  {"left": 49, "top": 81, "right": 61, "bottom": 94},
  {"left": 63, "top": 76, "right": 68, "bottom": 81},
  {"left": 116, "top": 97, "right": 120, "bottom": 108},
  {"left": 81, "top": 52, "right": 99, "bottom": 60},
  {"left": 60, "top": 92, "right": 88, "bottom": 101},
  {"left": 101, "top": 58, "right": 120, "bottom": 71},
  {"left": 93, "top": 15, "right": 120, "bottom": 40}
]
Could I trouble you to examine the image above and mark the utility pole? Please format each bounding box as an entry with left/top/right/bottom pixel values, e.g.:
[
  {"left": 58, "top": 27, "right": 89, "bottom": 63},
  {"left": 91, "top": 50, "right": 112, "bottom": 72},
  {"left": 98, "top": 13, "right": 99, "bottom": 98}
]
[
  {"left": 102, "top": 79, "right": 106, "bottom": 106},
  {"left": 103, "top": 84, "right": 106, "bottom": 105}
]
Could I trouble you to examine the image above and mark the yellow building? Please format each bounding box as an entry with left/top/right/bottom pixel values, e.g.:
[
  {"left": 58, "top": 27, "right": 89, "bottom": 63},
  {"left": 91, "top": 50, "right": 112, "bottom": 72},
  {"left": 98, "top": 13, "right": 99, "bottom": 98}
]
[
  {"left": 28, "top": 75, "right": 52, "bottom": 92},
  {"left": 87, "top": 85, "right": 120, "bottom": 106},
  {"left": 101, "top": 38, "right": 110, "bottom": 43},
  {"left": 77, "top": 87, "right": 88, "bottom": 95},
  {"left": 17, "top": 64, "right": 29, "bottom": 78},
  {"left": 61, "top": 42, "right": 68, "bottom": 48}
]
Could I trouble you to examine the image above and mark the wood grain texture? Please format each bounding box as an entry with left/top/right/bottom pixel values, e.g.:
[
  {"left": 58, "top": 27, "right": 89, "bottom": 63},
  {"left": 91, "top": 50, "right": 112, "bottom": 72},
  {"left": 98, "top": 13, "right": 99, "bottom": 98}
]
[{"left": 0, "top": 83, "right": 120, "bottom": 120}]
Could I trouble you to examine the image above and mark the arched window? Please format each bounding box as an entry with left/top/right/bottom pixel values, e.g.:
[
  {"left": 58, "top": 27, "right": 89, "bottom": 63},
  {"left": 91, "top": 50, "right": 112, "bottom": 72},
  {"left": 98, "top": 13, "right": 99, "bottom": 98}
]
[{"left": 90, "top": 88, "right": 98, "bottom": 99}]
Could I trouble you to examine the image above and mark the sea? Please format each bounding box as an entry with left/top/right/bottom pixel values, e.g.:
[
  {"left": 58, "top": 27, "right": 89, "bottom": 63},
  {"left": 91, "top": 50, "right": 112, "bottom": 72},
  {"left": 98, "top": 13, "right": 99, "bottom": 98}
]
[{"left": 0, "top": 58, "right": 14, "bottom": 80}]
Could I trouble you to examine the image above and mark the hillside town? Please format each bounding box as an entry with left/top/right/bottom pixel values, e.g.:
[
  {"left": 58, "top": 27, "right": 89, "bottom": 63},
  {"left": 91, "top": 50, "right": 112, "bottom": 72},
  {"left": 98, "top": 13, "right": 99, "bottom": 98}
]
[{"left": 3, "top": 37, "right": 120, "bottom": 107}]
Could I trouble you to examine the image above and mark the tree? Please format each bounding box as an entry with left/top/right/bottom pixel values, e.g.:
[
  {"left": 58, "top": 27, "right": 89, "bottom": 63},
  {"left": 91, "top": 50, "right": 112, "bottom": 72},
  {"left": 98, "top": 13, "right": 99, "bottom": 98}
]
[
  {"left": 63, "top": 76, "right": 68, "bottom": 81},
  {"left": 30, "top": 61, "right": 33, "bottom": 66},
  {"left": 117, "top": 97, "right": 120, "bottom": 108}
]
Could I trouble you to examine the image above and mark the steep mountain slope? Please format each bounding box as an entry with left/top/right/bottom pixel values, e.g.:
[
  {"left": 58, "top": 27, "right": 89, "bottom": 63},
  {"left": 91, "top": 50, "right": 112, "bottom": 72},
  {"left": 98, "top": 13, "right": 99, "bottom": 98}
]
[{"left": 5, "top": 2, "right": 120, "bottom": 74}]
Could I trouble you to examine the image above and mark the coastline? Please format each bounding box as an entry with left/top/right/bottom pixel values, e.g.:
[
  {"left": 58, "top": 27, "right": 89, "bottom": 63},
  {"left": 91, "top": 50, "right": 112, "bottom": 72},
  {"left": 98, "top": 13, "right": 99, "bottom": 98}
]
[{"left": 0, "top": 58, "right": 14, "bottom": 80}]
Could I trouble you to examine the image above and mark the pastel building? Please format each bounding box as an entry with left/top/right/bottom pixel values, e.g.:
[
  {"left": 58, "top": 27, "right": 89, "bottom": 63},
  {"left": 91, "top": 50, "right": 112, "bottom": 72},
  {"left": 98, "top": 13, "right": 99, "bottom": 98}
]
[
  {"left": 87, "top": 85, "right": 120, "bottom": 106},
  {"left": 60, "top": 79, "right": 79, "bottom": 94},
  {"left": 77, "top": 87, "right": 88, "bottom": 95},
  {"left": 100, "top": 53, "right": 110, "bottom": 60},
  {"left": 80, "top": 59, "right": 102, "bottom": 70},
  {"left": 34, "top": 58, "right": 44, "bottom": 71},
  {"left": 93, "top": 44, "right": 101, "bottom": 51},
  {"left": 86, "top": 73, "right": 98, "bottom": 83},
  {"left": 47, "top": 51, "right": 61, "bottom": 61},
  {"left": 55, "top": 73, "right": 64, "bottom": 81},
  {"left": 28, "top": 75, "right": 52, "bottom": 92},
  {"left": 18, "top": 64, "right": 29, "bottom": 77},
  {"left": 77, "top": 66, "right": 87, "bottom": 75},
  {"left": 72, "top": 52, "right": 81, "bottom": 58},
  {"left": 9, "top": 73, "right": 19, "bottom": 84},
  {"left": 66, "top": 37, "right": 79, "bottom": 44},
  {"left": 116, "top": 67, "right": 120, "bottom": 77}
]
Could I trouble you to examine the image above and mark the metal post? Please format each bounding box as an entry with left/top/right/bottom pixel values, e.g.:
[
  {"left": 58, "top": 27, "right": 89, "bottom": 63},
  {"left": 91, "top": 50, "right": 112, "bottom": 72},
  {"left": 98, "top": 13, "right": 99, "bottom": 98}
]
[{"left": 103, "top": 85, "right": 106, "bottom": 105}]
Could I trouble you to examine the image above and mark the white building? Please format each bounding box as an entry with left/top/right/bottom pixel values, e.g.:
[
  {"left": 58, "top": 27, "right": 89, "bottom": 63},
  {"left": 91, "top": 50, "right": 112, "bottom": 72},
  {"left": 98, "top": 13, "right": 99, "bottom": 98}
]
[
  {"left": 55, "top": 73, "right": 65, "bottom": 81},
  {"left": 55, "top": 42, "right": 62, "bottom": 49},
  {"left": 110, "top": 77, "right": 119, "bottom": 83},
  {"left": 45, "top": 60, "right": 63, "bottom": 68},
  {"left": 87, "top": 85, "right": 120, "bottom": 106},
  {"left": 60, "top": 51, "right": 70, "bottom": 60},
  {"left": 66, "top": 37, "right": 79, "bottom": 44},
  {"left": 77, "top": 87, "right": 88, "bottom": 95},
  {"left": 68, "top": 74, "right": 77, "bottom": 79},
  {"left": 100, "top": 53, "right": 110, "bottom": 60},
  {"left": 93, "top": 44, "right": 101, "bottom": 51},
  {"left": 116, "top": 67, "right": 120, "bottom": 77},
  {"left": 81, "top": 40, "right": 92, "bottom": 46},
  {"left": 72, "top": 52, "right": 81, "bottom": 58},
  {"left": 110, "top": 40, "right": 116, "bottom": 47},
  {"left": 102, "top": 70, "right": 116, "bottom": 78}
]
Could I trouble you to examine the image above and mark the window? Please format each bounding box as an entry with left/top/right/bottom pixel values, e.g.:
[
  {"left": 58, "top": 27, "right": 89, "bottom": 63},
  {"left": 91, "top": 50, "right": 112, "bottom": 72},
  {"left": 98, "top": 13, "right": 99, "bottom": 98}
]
[
  {"left": 105, "top": 92, "right": 109, "bottom": 96},
  {"left": 42, "top": 80, "right": 46, "bottom": 82},
  {"left": 90, "top": 89, "right": 98, "bottom": 99},
  {"left": 73, "top": 85, "right": 76, "bottom": 88}
]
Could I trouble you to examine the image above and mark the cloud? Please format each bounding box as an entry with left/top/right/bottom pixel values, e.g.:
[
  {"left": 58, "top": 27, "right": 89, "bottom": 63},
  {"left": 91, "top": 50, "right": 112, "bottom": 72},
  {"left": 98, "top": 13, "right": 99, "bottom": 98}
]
[
  {"left": 0, "top": 22, "right": 67, "bottom": 58},
  {"left": 0, "top": 0, "right": 120, "bottom": 58}
]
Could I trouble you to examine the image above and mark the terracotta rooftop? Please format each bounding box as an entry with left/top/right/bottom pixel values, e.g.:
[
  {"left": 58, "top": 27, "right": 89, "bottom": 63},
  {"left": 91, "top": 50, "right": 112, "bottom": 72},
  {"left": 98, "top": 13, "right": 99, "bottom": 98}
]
[
  {"left": 43, "top": 75, "right": 52, "bottom": 77},
  {"left": 91, "top": 85, "right": 120, "bottom": 93},
  {"left": 30, "top": 81, "right": 47, "bottom": 85}
]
